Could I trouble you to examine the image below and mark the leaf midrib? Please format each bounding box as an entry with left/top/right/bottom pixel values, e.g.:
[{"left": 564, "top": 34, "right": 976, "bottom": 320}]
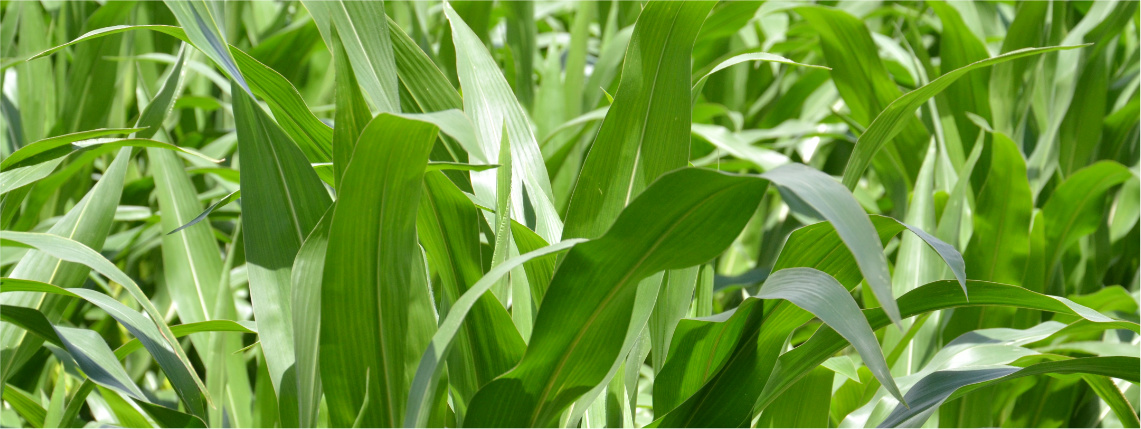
[{"left": 529, "top": 179, "right": 747, "bottom": 426}]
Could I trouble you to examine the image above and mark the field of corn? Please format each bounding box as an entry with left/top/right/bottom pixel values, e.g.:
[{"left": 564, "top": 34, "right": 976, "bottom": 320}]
[{"left": 0, "top": 0, "right": 1138, "bottom": 428}]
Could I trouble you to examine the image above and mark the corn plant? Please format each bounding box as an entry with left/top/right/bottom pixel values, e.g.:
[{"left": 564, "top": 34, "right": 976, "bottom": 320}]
[{"left": 0, "top": 1, "right": 1138, "bottom": 428}]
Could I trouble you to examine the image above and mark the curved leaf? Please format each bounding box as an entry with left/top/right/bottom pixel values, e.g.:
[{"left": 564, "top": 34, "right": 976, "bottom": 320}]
[
  {"left": 878, "top": 357, "right": 1140, "bottom": 428},
  {"left": 465, "top": 168, "right": 768, "bottom": 427},
  {"left": 761, "top": 162, "right": 900, "bottom": 325},
  {"left": 404, "top": 238, "right": 585, "bottom": 428},
  {"left": 755, "top": 267, "right": 904, "bottom": 404},
  {"left": 840, "top": 44, "right": 1087, "bottom": 189},
  {"left": 0, "top": 232, "right": 210, "bottom": 414}
]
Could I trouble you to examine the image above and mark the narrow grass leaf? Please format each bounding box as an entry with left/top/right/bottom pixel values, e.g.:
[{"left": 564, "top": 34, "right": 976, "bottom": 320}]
[
  {"left": 762, "top": 163, "right": 900, "bottom": 325},
  {"left": 755, "top": 268, "right": 904, "bottom": 405},
  {"left": 465, "top": 168, "right": 768, "bottom": 427},
  {"left": 320, "top": 114, "right": 438, "bottom": 427},
  {"left": 233, "top": 81, "right": 332, "bottom": 427},
  {"left": 840, "top": 44, "right": 1087, "bottom": 189},
  {"left": 446, "top": 2, "right": 563, "bottom": 243}
]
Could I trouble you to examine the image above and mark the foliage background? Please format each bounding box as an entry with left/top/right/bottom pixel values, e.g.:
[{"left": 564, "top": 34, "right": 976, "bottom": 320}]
[{"left": 0, "top": 0, "right": 1138, "bottom": 428}]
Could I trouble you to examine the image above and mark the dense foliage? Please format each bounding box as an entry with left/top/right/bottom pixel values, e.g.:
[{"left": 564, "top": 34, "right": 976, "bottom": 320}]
[{"left": 0, "top": 1, "right": 1138, "bottom": 428}]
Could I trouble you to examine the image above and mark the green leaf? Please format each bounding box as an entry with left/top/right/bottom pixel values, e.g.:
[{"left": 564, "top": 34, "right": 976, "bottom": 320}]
[
  {"left": 415, "top": 172, "right": 525, "bottom": 422},
  {"left": 404, "top": 238, "right": 584, "bottom": 428},
  {"left": 331, "top": 28, "right": 374, "bottom": 187},
  {"left": 1041, "top": 161, "right": 1133, "bottom": 286},
  {"left": 291, "top": 209, "right": 332, "bottom": 428},
  {"left": 1, "top": 386, "right": 45, "bottom": 428},
  {"left": 445, "top": 2, "right": 563, "bottom": 243},
  {"left": 754, "top": 280, "right": 1139, "bottom": 421},
  {"left": 233, "top": 80, "right": 333, "bottom": 427},
  {"left": 755, "top": 366, "right": 833, "bottom": 428},
  {"left": 966, "top": 133, "right": 1033, "bottom": 286},
  {"left": 691, "top": 51, "right": 829, "bottom": 103},
  {"left": 652, "top": 298, "right": 764, "bottom": 415},
  {"left": 930, "top": 0, "right": 993, "bottom": 154},
  {"left": 0, "top": 232, "right": 209, "bottom": 415},
  {"left": 18, "top": 24, "right": 188, "bottom": 64},
  {"left": 387, "top": 16, "right": 462, "bottom": 113},
  {"left": 115, "top": 320, "right": 256, "bottom": 361},
  {"left": 879, "top": 357, "right": 1140, "bottom": 428},
  {"left": 797, "top": 5, "right": 926, "bottom": 201},
  {"left": 167, "top": 190, "right": 240, "bottom": 235},
  {"left": 53, "top": 326, "right": 149, "bottom": 403},
  {"left": 231, "top": 46, "right": 334, "bottom": 164},
  {"left": 755, "top": 268, "right": 905, "bottom": 404},
  {"left": 0, "top": 128, "right": 141, "bottom": 171},
  {"left": 320, "top": 114, "right": 438, "bottom": 427},
  {"left": 761, "top": 163, "right": 901, "bottom": 325},
  {"left": 1, "top": 148, "right": 131, "bottom": 389},
  {"left": 134, "top": 45, "right": 188, "bottom": 139},
  {"left": 465, "top": 168, "right": 769, "bottom": 427},
  {"left": 2, "top": 280, "right": 236, "bottom": 423},
  {"left": 147, "top": 50, "right": 252, "bottom": 425},
  {"left": 840, "top": 44, "right": 1087, "bottom": 189},
  {"left": 489, "top": 126, "right": 514, "bottom": 309},
  {"left": 1, "top": 137, "right": 219, "bottom": 175},
  {"left": 562, "top": 1, "right": 716, "bottom": 240},
  {"left": 303, "top": 0, "right": 401, "bottom": 113},
  {"left": 503, "top": 1, "right": 536, "bottom": 109},
  {"left": 0, "top": 304, "right": 63, "bottom": 347},
  {"left": 163, "top": 1, "right": 248, "bottom": 92},
  {"left": 649, "top": 267, "right": 700, "bottom": 374}
]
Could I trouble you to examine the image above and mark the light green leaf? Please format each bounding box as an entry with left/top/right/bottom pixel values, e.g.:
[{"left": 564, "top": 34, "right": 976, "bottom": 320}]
[
  {"left": 840, "top": 44, "right": 1087, "bottom": 189},
  {"left": 761, "top": 163, "right": 900, "bottom": 325},
  {"left": 445, "top": 2, "right": 563, "bottom": 243},
  {"left": 304, "top": 0, "right": 401, "bottom": 113}
]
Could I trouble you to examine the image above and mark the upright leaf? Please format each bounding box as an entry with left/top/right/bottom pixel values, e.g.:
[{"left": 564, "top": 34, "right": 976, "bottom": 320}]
[
  {"left": 839, "top": 45, "right": 1085, "bottom": 189},
  {"left": 563, "top": 1, "right": 716, "bottom": 240},
  {"left": 163, "top": 1, "right": 248, "bottom": 92},
  {"left": 320, "top": 114, "right": 438, "bottom": 428},
  {"left": 445, "top": 3, "right": 563, "bottom": 243},
  {"left": 303, "top": 0, "right": 400, "bottom": 113},
  {"left": 233, "top": 82, "right": 332, "bottom": 427},
  {"left": 331, "top": 28, "right": 374, "bottom": 186}
]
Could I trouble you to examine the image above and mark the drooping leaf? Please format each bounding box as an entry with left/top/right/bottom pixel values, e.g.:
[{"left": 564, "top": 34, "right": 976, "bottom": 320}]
[
  {"left": 0, "top": 232, "right": 209, "bottom": 416},
  {"left": 878, "top": 357, "right": 1140, "bottom": 428},
  {"left": 1, "top": 148, "right": 131, "bottom": 388},
  {"left": 754, "top": 268, "right": 904, "bottom": 404},
  {"left": 761, "top": 163, "right": 901, "bottom": 325}
]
